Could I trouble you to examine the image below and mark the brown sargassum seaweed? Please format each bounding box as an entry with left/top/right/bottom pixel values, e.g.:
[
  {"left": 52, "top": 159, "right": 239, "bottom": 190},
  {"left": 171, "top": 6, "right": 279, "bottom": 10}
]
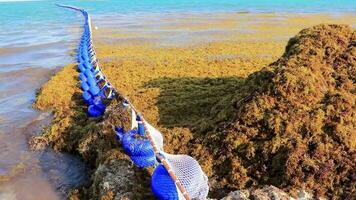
[
  {"left": 192, "top": 24, "right": 355, "bottom": 199},
  {"left": 33, "top": 24, "right": 355, "bottom": 199}
]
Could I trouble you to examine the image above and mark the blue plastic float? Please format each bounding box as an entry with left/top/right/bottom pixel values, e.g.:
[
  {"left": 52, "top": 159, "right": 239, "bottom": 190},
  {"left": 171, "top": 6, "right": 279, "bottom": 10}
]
[
  {"left": 78, "top": 63, "right": 86, "bottom": 72},
  {"left": 151, "top": 165, "right": 179, "bottom": 200},
  {"left": 87, "top": 97, "right": 106, "bottom": 117},
  {"left": 82, "top": 91, "right": 92, "bottom": 104},
  {"left": 115, "top": 128, "right": 156, "bottom": 168},
  {"left": 89, "top": 84, "right": 100, "bottom": 96},
  {"left": 79, "top": 73, "right": 87, "bottom": 82},
  {"left": 88, "top": 104, "right": 103, "bottom": 117},
  {"left": 80, "top": 81, "right": 90, "bottom": 91}
]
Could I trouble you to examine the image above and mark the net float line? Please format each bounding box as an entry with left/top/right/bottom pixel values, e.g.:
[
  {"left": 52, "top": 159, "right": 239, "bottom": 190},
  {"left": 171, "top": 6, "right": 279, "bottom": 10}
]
[
  {"left": 57, "top": 4, "right": 192, "bottom": 199},
  {"left": 125, "top": 100, "right": 191, "bottom": 200},
  {"left": 56, "top": 4, "right": 100, "bottom": 68}
]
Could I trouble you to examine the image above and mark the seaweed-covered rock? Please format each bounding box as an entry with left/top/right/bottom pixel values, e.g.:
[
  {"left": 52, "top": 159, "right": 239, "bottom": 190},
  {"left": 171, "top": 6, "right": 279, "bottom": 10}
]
[
  {"left": 28, "top": 136, "right": 48, "bottom": 150},
  {"left": 219, "top": 186, "right": 325, "bottom": 200},
  {"left": 88, "top": 149, "right": 152, "bottom": 200},
  {"left": 221, "top": 186, "right": 292, "bottom": 200},
  {"left": 197, "top": 24, "right": 355, "bottom": 199}
]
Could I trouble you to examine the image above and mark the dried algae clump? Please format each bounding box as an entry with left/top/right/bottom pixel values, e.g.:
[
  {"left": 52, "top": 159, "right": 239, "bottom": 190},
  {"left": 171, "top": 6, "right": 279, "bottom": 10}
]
[
  {"left": 198, "top": 24, "right": 356, "bottom": 199},
  {"left": 35, "top": 64, "right": 79, "bottom": 110}
]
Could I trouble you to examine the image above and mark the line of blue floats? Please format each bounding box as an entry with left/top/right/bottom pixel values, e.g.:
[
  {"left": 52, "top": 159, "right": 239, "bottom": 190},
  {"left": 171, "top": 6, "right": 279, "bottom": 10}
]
[
  {"left": 77, "top": 17, "right": 115, "bottom": 118},
  {"left": 58, "top": 6, "right": 182, "bottom": 199}
]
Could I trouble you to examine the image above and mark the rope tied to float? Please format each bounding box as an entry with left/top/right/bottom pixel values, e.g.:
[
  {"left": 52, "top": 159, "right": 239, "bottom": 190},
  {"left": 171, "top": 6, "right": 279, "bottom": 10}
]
[
  {"left": 58, "top": 4, "right": 209, "bottom": 200},
  {"left": 123, "top": 99, "right": 191, "bottom": 199}
]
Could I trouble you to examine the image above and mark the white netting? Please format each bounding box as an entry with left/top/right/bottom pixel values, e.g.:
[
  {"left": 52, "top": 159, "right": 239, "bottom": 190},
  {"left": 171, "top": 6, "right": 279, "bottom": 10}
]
[
  {"left": 145, "top": 121, "right": 164, "bottom": 151},
  {"left": 162, "top": 153, "right": 209, "bottom": 200},
  {"left": 130, "top": 109, "right": 163, "bottom": 150},
  {"left": 131, "top": 109, "right": 138, "bottom": 129}
]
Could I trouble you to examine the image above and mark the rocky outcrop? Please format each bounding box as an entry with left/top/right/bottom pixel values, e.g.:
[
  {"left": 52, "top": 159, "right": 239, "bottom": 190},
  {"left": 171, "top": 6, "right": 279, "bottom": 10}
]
[{"left": 219, "top": 186, "right": 323, "bottom": 200}]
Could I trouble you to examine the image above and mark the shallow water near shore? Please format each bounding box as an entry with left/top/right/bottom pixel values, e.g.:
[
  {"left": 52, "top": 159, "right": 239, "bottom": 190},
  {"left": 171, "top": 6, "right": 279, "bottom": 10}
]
[
  {"left": 0, "top": 0, "right": 356, "bottom": 199},
  {"left": 0, "top": 2, "right": 88, "bottom": 199}
]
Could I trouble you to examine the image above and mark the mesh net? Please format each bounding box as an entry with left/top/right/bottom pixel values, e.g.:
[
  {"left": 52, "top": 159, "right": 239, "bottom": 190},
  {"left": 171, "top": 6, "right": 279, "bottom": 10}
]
[
  {"left": 145, "top": 121, "right": 164, "bottom": 151},
  {"left": 162, "top": 153, "right": 209, "bottom": 200},
  {"left": 127, "top": 107, "right": 208, "bottom": 199},
  {"left": 129, "top": 109, "right": 163, "bottom": 151},
  {"left": 131, "top": 108, "right": 138, "bottom": 129}
]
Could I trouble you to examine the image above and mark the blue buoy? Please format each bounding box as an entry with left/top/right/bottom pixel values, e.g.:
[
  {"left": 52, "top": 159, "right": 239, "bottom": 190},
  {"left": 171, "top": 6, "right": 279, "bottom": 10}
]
[
  {"left": 78, "top": 64, "right": 86, "bottom": 72},
  {"left": 82, "top": 91, "right": 92, "bottom": 103},
  {"left": 84, "top": 68, "right": 93, "bottom": 78},
  {"left": 83, "top": 45, "right": 89, "bottom": 52},
  {"left": 89, "top": 85, "right": 100, "bottom": 96},
  {"left": 88, "top": 104, "right": 104, "bottom": 117},
  {"left": 87, "top": 97, "right": 106, "bottom": 117},
  {"left": 151, "top": 165, "right": 179, "bottom": 200},
  {"left": 137, "top": 116, "right": 145, "bottom": 136},
  {"left": 80, "top": 43, "right": 87, "bottom": 49},
  {"left": 121, "top": 130, "right": 154, "bottom": 157},
  {"left": 78, "top": 56, "right": 85, "bottom": 64},
  {"left": 81, "top": 39, "right": 89, "bottom": 45},
  {"left": 80, "top": 42, "right": 87, "bottom": 48},
  {"left": 86, "top": 75, "right": 97, "bottom": 86},
  {"left": 84, "top": 61, "right": 93, "bottom": 69},
  {"left": 81, "top": 37, "right": 88, "bottom": 43},
  {"left": 80, "top": 81, "right": 90, "bottom": 91},
  {"left": 77, "top": 53, "right": 82, "bottom": 62},
  {"left": 82, "top": 53, "right": 89, "bottom": 62},
  {"left": 92, "top": 98, "right": 106, "bottom": 112},
  {"left": 79, "top": 73, "right": 87, "bottom": 82},
  {"left": 81, "top": 44, "right": 88, "bottom": 50},
  {"left": 115, "top": 127, "right": 125, "bottom": 141},
  {"left": 130, "top": 155, "right": 156, "bottom": 168}
]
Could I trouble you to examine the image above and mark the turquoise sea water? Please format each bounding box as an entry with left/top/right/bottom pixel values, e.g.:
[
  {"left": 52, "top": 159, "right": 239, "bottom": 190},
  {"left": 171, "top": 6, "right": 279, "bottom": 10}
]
[
  {"left": 1, "top": 0, "right": 355, "bottom": 61},
  {"left": 1, "top": 0, "right": 355, "bottom": 68},
  {"left": 0, "top": 0, "right": 355, "bottom": 199},
  {"left": 1, "top": 0, "right": 356, "bottom": 36}
]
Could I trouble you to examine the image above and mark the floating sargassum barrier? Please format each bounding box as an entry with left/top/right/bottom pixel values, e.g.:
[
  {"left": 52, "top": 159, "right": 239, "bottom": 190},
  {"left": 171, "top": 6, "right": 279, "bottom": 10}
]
[{"left": 58, "top": 4, "right": 209, "bottom": 199}]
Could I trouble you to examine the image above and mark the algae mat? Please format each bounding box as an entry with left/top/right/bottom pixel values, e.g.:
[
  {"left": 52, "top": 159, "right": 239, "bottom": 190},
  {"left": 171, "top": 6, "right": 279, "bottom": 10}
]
[{"left": 34, "top": 13, "right": 356, "bottom": 199}]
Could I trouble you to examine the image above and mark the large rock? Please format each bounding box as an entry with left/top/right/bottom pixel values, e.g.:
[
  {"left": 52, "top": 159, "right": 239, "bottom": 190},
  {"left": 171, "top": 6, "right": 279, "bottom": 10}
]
[
  {"left": 221, "top": 186, "right": 292, "bottom": 200},
  {"left": 219, "top": 186, "right": 328, "bottom": 200}
]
